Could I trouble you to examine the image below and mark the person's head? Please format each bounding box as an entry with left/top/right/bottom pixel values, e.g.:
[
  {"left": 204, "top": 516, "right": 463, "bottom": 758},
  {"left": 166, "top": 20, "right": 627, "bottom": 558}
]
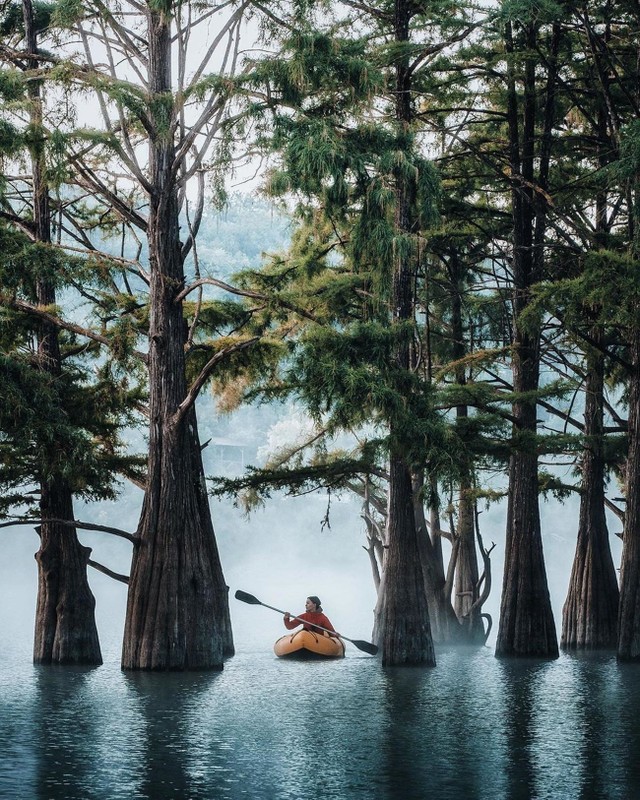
[{"left": 306, "top": 596, "right": 322, "bottom": 612}]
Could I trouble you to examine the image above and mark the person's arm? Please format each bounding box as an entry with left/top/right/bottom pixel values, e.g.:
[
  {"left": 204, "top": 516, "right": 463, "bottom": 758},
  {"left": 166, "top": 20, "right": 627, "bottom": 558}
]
[{"left": 284, "top": 612, "right": 302, "bottom": 630}]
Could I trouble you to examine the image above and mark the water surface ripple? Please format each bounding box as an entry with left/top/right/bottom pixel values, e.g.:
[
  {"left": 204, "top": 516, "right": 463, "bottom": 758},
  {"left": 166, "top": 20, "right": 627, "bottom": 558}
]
[{"left": 1, "top": 644, "right": 639, "bottom": 799}]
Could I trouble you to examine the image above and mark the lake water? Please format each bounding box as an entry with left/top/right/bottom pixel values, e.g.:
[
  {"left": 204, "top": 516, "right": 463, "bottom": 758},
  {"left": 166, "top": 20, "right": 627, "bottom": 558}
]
[{"left": 1, "top": 640, "right": 639, "bottom": 800}]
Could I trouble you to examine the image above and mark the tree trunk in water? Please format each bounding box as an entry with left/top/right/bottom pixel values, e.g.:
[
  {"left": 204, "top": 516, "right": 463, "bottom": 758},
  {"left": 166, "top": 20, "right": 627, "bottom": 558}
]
[
  {"left": 563, "top": 113, "right": 618, "bottom": 649},
  {"left": 373, "top": 0, "right": 435, "bottom": 666},
  {"left": 33, "top": 273, "right": 102, "bottom": 665},
  {"left": 496, "top": 449, "right": 557, "bottom": 657},
  {"left": 24, "top": 0, "right": 101, "bottom": 665},
  {"left": 411, "top": 478, "right": 462, "bottom": 644},
  {"left": 377, "top": 458, "right": 436, "bottom": 665},
  {"left": 34, "top": 480, "right": 102, "bottom": 664},
  {"left": 495, "top": 20, "right": 557, "bottom": 658},
  {"left": 562, "top": 344, "right": 619, "bottom": 649},
  {"left": 449, "top": 254, "right": 484, "bottom": 642},
  {"left": 121, "top": 7, "right": 232, "bottom": 669},
  {"left": 454, "top": 483, "right": 485, "bottom": 642},
  {"left": 618, "top": 324, "right": 640, "bottom": 660}
]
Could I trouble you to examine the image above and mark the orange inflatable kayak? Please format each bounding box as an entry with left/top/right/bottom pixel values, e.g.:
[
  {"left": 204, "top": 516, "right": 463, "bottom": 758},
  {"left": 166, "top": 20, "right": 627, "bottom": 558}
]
[{"left": 273, "top": 629, "right": 346, "bottom": 659}]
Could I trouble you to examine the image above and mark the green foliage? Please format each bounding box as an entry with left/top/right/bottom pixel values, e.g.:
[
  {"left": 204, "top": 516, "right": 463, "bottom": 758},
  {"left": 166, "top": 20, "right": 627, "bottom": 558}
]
[
  {"left": 0, "top": 354, "right": 143, "bottom": 515},
  {"left": 209, "top": 458, "right": 362, "bottom": 507},
  {"left": 613, "top": 121, "right": 640, "bottom": 183},
  {"left": 50, "top": 0, "right": 84, "bottom": 29},
  {"left": 0, "top": 215, "right": 145, "bottom": 518},
  {"left": 528, "top": 250, "right": 640, "bottom": 332},
  {"left": 0, "top": 70, "right": 27, "bottom": 103},
  {"left": 0, "top": 1, "right": 56, "bottom": 36},
  {"left": 498, "top": 0, "right": 565, "bottom": 26}
]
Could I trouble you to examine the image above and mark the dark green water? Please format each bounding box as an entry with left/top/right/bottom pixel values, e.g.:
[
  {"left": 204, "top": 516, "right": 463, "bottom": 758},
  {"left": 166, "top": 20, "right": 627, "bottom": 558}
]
[{"left": 1, "top": 643, "right": 638, "bottom": 800}]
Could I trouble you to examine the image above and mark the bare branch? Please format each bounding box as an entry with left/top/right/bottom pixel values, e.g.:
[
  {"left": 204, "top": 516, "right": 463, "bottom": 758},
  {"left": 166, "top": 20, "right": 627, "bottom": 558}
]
[
  {"left": 0, "top": 518, "right": 139, "bottom": 544},
  {"left": 174, "top": 336, "right": 259, "bottom": 426},
  {"left": 88, "top": 559, "right": 130, "bottom": 583}
]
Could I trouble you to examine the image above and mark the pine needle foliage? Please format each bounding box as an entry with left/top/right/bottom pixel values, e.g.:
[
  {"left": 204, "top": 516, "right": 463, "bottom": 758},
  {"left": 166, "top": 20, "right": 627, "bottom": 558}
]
[
  {"left": 223, "top": 0, "right": 517, "bottom": 511},
  {"left": 0, "top": 221, "right": 145, "bottom": 517}
]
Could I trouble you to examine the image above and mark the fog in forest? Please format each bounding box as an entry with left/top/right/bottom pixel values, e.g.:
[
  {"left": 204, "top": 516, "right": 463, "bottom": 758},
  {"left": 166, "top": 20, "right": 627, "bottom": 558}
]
[
  {"left": 0, "top": 198, "right": 628, "bottom": 795},
  {"left": 0, "top": 195, "right": 624, "bottom": 661},
  {"left": 0, "top": 404, "right": 622, "bottom": 662}
]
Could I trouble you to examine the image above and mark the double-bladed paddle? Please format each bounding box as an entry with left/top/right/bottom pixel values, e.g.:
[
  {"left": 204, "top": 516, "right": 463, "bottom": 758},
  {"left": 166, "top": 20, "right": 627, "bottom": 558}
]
[{"left": 234, "top": 589, "right": 379, "bottom": 656}]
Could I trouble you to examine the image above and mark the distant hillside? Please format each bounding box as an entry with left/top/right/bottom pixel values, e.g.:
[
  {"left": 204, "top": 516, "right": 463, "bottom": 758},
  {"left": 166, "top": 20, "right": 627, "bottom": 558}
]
[{"left": 196, "top": 194, "right": 291, "bottom": 279}]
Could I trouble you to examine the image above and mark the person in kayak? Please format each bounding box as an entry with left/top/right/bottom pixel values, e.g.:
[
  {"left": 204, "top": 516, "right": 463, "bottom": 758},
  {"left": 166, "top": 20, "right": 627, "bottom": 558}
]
[{"left": 283, "top": 596, "right": 338, "bottom": 637}]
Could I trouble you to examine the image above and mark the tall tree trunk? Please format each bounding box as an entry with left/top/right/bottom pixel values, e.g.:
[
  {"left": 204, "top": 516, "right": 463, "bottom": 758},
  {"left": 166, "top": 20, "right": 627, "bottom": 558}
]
[
  {"left": 375, "top": 0, "right": 435, "bottom": 666},
  {"left": 562, "top": 104, "right": 619, "bottom": 650},
  {"left": 23, "top": 0, "right": 102, "bottom": 665},
  {"left": 495, "top": 20, "right": 557, "bottom": 657},
  {"left": 562, "top": 342, "right": 618, "bottom": 649},
  {"left": 410, "top": 478, "right": 462, "bottom": 643},
  {"left": 449, "top": 255, "right": 484, "bottom": 641},
  {"left": 454, "top": 482, "right": 485, "bottom": 641},
  {"left": 121, "top": 6, "right": 232, "bottom": 670},
  {"left": 34, "top": 480, "right": 102, "bottom": 664},
  {"left": 377, "top": 460, "right": 435, "bottom": 665},
  {"left": 617, "top": 322, "right": 640, "bottom": 660}
]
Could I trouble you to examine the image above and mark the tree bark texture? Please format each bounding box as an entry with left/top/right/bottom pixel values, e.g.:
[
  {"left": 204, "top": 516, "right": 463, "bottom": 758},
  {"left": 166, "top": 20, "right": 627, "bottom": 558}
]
[
  {"left": 562, "top": 344, "right": 619, "bottom": 649},
  {"left": 618, "top": 324, "right": 640, "bottom": 660},
  {"left": 454, "top": 484, "right": 485, "bottom": 642},
  {"left": 411, "top": 481, "right": 462, "bottom": 644},
  {"left": 121, "top": 7, "right": 232, "bottom": 670},
  {"left": 377, "top": 458, "right": 436, "bottom": 666},
  {"left": 24, "top": 0, "right": 102, "bottom": 665},
  {"left": 495, "top": 20, "right": 557, "bottom": 658},
  {"left": 34, "top": 480, "right": 102, "bottom": 664},
  {"left": 374, "top": 0, "right": 435, "bottom": 666}
]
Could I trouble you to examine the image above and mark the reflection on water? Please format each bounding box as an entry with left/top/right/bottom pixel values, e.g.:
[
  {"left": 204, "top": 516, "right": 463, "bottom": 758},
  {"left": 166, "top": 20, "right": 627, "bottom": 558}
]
[{"left": 1, "top": 644, "right": 640, "bottom": 799}]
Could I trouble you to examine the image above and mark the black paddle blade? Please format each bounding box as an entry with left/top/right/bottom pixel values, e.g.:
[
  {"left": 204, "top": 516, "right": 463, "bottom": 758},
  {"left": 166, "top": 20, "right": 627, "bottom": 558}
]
[
  {"left": 353, "top": 640, "right": 378, "bottom": 656},
  {"left": 234, "top": 589, "right": 262, "bottom": 605}
]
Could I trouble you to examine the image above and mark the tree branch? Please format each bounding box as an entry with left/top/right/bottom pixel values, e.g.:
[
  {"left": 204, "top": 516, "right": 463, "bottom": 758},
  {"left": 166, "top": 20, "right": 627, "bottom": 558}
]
[
  {"left": 0, "top": 518, "right": 139, "bottom": 544},
  {"left": 88, "top": 559, "right": 130, "bottom": 583},
  {"left": 177, "top": 276, "right": 321, "bottom": 323},
  {"left": 174, "top": 336, "right": 260, "bottom": 426},
  {"left": 5, "top": 296, "right": 148, "bottom": 363}
]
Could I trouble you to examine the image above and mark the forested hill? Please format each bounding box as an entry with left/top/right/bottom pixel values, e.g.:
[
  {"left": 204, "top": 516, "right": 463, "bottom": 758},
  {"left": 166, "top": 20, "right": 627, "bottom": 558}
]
[{"left": 196, "top": 195, "right": 292, "bottom": 280}]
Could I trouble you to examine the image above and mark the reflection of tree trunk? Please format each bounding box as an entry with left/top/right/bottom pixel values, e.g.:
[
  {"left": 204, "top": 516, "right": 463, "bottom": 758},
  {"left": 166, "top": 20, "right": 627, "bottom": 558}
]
[
  {"left": 23, "top": 0, "right": 101, "bottom": 665},
  {"left": 501, "top": 664, "right": 537, "bottom": 799},
  {"left": 33, "top": 669, "right": 97, "bottom": 797},
  {"left": 618, "top": 324, "right": 640, "bottom": 660},
  {"left": 121, "top": 9, "right": 232, "bottom": 670},
  {"left": 562, "top": 343, "right": 618, "bottom": 649}
]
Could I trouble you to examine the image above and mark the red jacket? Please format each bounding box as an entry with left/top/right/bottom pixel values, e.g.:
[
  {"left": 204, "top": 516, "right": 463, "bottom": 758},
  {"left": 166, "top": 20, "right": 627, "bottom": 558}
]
[{"left": 284, "top": 611, "right": 336, "bottom": 636}]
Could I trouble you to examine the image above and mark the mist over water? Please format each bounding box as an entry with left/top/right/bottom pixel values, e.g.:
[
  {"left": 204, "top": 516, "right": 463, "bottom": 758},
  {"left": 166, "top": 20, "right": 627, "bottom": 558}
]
[{"left": 0, "top": 424, "right": 635, "bottom": 799}]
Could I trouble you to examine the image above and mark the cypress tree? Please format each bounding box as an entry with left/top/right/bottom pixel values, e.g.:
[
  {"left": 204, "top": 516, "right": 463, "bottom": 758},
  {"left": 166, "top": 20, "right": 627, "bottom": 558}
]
[
  {"left": 236, "top": 0, "right": 493, "bottom": 663},
  {"left": 1, "top": 0, "right": 106, "bottom": 664}
]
